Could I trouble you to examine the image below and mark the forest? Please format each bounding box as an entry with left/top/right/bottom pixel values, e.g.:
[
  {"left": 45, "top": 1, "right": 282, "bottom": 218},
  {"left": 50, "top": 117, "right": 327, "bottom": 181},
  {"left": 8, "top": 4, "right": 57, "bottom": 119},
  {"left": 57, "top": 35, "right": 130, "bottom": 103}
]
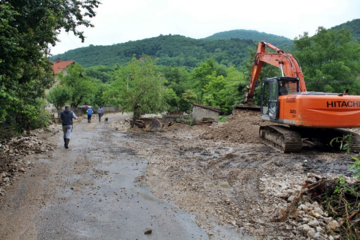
[
  {"left": 1, "top": 0, "right": 360, "bottom": 134},
  {"left": 51, "top": 35, "right": 256, "bottom": 69}
]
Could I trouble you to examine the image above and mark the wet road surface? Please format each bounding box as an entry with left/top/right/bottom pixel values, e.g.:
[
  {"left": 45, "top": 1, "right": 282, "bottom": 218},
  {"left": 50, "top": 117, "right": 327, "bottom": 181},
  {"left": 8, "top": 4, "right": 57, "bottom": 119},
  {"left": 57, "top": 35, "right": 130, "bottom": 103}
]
[{"left": 0, "top": 113, "right": 211, "bottom": 240}]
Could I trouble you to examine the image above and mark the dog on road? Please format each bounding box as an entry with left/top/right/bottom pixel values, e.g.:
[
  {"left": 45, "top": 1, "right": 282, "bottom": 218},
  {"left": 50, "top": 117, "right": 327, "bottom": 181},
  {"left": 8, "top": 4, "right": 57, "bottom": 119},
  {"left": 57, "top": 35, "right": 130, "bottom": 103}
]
[{"left": 105, "top": 117, "right": 108, "bottom": 123}]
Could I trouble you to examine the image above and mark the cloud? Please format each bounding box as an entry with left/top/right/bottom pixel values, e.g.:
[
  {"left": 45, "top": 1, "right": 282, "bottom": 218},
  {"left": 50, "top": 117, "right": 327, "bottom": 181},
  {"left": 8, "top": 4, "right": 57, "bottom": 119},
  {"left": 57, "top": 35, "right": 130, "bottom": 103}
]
[{"left": 50, "top": 0, "right": 360, "bottom": 55}]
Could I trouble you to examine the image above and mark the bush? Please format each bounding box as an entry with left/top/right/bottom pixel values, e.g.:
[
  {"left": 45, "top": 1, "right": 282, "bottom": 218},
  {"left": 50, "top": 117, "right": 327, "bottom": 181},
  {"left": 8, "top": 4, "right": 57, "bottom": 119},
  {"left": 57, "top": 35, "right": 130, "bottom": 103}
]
[{"left": 218, "top": 116, "right": 228, "bottom": 122}]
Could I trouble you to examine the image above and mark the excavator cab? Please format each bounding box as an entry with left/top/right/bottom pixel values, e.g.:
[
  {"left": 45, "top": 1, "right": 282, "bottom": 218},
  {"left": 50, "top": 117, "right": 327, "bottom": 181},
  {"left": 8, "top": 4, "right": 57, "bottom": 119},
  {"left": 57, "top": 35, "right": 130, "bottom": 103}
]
[{"left": 261, "top": 77, "right": 299, "bottom": 120}]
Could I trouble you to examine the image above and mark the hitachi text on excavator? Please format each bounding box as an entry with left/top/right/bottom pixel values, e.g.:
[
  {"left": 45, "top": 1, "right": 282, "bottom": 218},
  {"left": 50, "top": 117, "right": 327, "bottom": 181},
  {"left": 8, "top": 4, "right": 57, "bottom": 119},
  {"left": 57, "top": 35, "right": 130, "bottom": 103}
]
[{"left": 237, "top": 41, "right": 360, "bottom": 153}]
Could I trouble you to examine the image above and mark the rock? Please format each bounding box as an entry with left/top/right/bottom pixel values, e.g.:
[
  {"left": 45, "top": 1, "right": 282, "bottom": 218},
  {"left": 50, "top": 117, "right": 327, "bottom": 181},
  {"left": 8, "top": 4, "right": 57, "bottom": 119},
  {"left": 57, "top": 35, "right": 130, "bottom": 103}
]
[
  {"left": 322, "top": 217, "right": 333, "bottom": 224},
  {"left": 307, "top": 228, "right": 316, "bottom": 239},
  {"left": 309, "top": 211, "right": 321, "bottom": 218},
  {"left": 327, "top": 220, "right": 339, "bottom": 231},
  {"left": 287, "top": 195, "right": 295, "bottom": 202},
  {"left": 313, "top": 206, "right": 324, "bottom": 215},
  {"left": 299, "top": 224, "right": 311, "bottom": 234},
  {"left": 144, "top": 228, "right": 152, "bottom": 234},
  {"left": 313, "top": 232, "right": 323, "bottom": 239},
  {"left": 308, "top": 219, "right": 319, "bottom": 227},
  {"left": 299, "top": 204, "right": 310, "bottom": 212}
]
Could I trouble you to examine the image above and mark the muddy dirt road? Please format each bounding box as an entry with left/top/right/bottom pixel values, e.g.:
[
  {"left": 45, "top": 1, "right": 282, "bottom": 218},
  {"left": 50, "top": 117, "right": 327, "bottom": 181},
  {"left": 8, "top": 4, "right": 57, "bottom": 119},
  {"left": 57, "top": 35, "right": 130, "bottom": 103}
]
[
  {"left": 0, "top": 113, "right": 234, "bottom": 240},
  {"left": 0, "top": 110, "right": 356, "bottom": 239}
]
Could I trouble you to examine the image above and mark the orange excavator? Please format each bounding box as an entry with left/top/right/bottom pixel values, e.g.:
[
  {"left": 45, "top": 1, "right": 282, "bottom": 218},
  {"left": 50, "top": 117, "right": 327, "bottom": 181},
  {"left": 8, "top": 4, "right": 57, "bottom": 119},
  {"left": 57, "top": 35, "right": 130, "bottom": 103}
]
[{"left": 238, "top": 40, "right": 360, "bottom": 153}]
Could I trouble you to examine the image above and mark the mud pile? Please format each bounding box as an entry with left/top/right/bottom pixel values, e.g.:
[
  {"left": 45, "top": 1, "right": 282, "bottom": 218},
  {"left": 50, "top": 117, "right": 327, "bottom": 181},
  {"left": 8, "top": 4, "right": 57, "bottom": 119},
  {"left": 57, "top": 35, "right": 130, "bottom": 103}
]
[{"left": 201, "top": 109, "right": 276, "bottom": 143}]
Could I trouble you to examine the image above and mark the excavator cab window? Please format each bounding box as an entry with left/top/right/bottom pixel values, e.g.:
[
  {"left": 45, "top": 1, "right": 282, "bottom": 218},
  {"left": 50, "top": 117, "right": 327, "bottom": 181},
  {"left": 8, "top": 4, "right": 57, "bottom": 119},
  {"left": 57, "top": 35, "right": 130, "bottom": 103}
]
[{"left": 261, "top": 79, "right": 279, "bottom": 120}]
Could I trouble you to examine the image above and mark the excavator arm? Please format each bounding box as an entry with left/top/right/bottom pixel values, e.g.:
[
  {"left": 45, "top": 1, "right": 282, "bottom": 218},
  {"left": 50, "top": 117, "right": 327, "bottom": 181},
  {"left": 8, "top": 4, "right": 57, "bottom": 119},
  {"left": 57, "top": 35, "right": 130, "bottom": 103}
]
[{"left": 245, "top": 41, "right": 307, "bottom": 104}]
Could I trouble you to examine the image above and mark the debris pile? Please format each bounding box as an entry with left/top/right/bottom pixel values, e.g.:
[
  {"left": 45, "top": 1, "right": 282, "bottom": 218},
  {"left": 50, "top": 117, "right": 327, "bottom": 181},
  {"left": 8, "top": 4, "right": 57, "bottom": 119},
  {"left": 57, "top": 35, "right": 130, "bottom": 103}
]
[
  {"left": 110, "top": 118, "right": 131, "bottom": 132},
  {"left": 0, "top": 125, "right": 59, "bottom": 197},
  {"left": 259, "top": 172, "right": 348, "bottom": 239},
  {"left": 146, "top": 118, "right": 164, "bottom": 132},
  {"left": 201, "top": 109, "right": 276, "bottom": 143}
]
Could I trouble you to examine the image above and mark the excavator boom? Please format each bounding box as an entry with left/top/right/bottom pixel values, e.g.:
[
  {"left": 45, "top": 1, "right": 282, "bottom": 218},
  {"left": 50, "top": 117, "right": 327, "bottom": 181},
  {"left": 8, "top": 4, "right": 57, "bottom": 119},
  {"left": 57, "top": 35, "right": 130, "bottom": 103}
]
[{"left": 245, "top": 41, "right": 306, "bottom": 104}]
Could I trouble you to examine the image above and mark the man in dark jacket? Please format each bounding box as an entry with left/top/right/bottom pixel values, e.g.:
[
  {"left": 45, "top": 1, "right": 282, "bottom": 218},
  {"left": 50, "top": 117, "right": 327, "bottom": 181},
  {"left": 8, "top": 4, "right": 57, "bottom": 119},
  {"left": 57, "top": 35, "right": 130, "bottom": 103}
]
[{"left": 60, "top": 106, "right": 78, "bottom": 149}]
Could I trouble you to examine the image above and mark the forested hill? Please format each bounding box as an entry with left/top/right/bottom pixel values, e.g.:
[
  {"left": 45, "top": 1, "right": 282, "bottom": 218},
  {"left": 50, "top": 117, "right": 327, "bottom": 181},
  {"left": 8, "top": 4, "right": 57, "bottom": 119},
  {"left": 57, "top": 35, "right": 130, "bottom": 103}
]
[
  {"left": 203, "top": 29, "right": 294, "bottom": 50},
  {"left": 51, "top": 35, "right": 256, "bottom": 68},
  {"left": 331, "top": 19, "right": 360, "bottom": 42}
]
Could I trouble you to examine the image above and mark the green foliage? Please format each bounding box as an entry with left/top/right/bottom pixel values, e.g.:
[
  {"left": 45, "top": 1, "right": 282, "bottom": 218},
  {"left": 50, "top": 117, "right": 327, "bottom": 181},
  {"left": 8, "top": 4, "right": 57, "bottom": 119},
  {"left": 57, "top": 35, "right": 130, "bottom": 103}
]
[
  {"left": 350, "top": 157, "right": 360, "bottom": 180},
  {"left": 51, "top": 35, "right": 255, "bottom": 68},
  {"left": 180, "top": 89, "right": 197, "bottom": 112},
  {"left": 85, "top": 66, "right": 113, "bottom": 83},
  {"left": 330, "top": 134, "right": 353, "bottom": 154},
  {"left": 0, "top": 0, "right": 100, "bottom": 85},
  {"left": 0, "top": 0, "right": 99, "bottom": 133},
  {"left": 46, "top": 85, "right": 71, "bottom": 114},
  {"left": 331, "top": 19, "right": 360, "bottom": 44},
  {"left": 105, "top": 56, "right": 167, "bottom": 127},
  {"left": 163, "top": 88, "right": 180, "bottom": 112},
  {"left": 59, "top": 63, "right": 96, "bottom": 107},
  {"left": 218, "top": 116, "right": 228, "bottom": 122},
  {"left": 323, "top": 175, "right": 360, "bottom": 239},
  {"left": 294, "top": 27, "right": 360, "bottom": 93},
  {"left": 203, "top": 29, "right": 294, "bottom": 51},
  {"left": 29, "top": 99, "right": 51, "bottom": 129}
]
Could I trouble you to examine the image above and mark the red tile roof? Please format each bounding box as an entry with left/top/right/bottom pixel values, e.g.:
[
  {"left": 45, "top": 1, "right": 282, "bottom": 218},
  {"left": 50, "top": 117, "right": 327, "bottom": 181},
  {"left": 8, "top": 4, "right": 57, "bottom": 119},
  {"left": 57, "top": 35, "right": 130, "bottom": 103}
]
[{"left": 52, "top": 58, "right": 75, "bottom": 74}]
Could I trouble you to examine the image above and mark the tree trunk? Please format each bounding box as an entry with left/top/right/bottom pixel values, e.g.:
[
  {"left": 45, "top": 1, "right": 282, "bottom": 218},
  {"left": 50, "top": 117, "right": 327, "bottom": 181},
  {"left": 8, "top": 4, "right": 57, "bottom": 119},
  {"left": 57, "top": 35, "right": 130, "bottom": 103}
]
[{"left": 131, "top": 104, "right": 141, "bottom": 128}]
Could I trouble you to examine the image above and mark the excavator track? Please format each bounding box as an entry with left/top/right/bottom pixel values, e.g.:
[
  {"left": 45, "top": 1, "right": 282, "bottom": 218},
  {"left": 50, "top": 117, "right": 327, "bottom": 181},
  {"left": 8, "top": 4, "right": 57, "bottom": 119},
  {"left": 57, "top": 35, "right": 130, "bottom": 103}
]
[{"left": 259, "top": 125, "right": 302, "bottom": 153}]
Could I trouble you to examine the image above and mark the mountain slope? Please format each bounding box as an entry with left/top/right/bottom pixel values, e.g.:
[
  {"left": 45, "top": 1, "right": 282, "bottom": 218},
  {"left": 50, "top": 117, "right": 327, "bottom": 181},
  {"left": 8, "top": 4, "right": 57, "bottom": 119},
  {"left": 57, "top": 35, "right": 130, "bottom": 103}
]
[
  {"left": 203, "top": 29, "right": 294, "bottom": 50},
  {"left": 331, "top": 19, "right": 360, "bottom": 42},
  {"left": 51, "top": 35, "right": 255, "bottom": 68}
]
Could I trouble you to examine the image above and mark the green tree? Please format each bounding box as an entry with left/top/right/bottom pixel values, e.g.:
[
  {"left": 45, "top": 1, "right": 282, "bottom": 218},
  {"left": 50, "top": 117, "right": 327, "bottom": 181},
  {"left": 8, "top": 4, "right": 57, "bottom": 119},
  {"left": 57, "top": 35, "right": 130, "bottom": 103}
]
[
  {"left": 91, "top": 78, "right": 110, "bottom": 107},
  {"left": 46, "top": 85, "right": 71, "bottom": 117},
  {"left": 109, "top": 56, "right": 167, "bottom": 127},
  {"left": 163, "top": 88, "right": 180, "bottom": 112},
  {"left": 59, "top": 63, "right": 96, "bottom": 107},
  {"left": 192, "top": 59, "right": 227, "bottom": 100},
  {"left": 203, "top": 66, "right": 245, "bottom": 114},
  {"left": 294, "top": 27, "right": 360, "bottom": 93},
  {"left": 0, "top": 0, "right": 100, "bottom": 133},
  {"left": 180, "top": 89, "right": 197, "bottom": 112}
]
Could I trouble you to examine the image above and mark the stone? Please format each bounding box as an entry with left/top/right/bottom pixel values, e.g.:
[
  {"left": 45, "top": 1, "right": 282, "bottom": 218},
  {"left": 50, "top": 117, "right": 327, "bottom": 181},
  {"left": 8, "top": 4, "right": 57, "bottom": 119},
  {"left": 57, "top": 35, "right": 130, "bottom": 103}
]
[
  {"left": 287, "top": 195, "right": 295, "bottom": 202},
  {"left": 144, "top": 228, "right": 152, "bottom": 234},
  {"left": 313, "top": 232, "right": 323, "bottom": 239},
  {"left": 327, "top": 220, "right": 339, "bottom": 231},
  {"left": 307, "top": 228, "right": 316, "bottom": 238},
  {"left": 298, "top": 224, "right": 311, "bottom": 234},
  {"left": 313, "top": 206, "right": 324, "bottom": 215},
  {"left": 308, "top": 219, "right": 319, "bottom": 227}
]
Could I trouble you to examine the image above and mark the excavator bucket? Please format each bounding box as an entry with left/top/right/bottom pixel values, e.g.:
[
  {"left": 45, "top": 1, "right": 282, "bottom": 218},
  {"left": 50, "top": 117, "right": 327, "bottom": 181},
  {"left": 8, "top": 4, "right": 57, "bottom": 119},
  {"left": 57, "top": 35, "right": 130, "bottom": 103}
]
[
  {"left": 234, "top": 103, "right": 261, "bottom": 111},
  {"left": 146, "top": 117, "right": 164, "bottom": 132}
]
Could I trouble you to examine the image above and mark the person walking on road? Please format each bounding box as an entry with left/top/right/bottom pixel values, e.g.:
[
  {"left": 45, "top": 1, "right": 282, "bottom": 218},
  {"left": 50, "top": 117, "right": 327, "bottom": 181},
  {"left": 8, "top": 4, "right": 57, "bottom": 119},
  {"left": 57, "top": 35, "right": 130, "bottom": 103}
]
[
  {"left": 97, "top": 106, "right": 104, "bottom": 122},
  {"left": 60, "top": 106, "right": 78, "bottom": 149},
  {"left": 87, "top": 106, "right": 93, "bottom": 123}
]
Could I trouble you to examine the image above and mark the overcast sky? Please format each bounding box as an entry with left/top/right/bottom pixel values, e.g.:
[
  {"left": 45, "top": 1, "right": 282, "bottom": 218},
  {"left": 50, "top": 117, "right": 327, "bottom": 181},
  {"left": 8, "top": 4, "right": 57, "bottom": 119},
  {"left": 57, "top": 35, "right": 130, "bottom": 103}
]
[{"left": 50, "top": 0, "right": 360, "bottom": 55}]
